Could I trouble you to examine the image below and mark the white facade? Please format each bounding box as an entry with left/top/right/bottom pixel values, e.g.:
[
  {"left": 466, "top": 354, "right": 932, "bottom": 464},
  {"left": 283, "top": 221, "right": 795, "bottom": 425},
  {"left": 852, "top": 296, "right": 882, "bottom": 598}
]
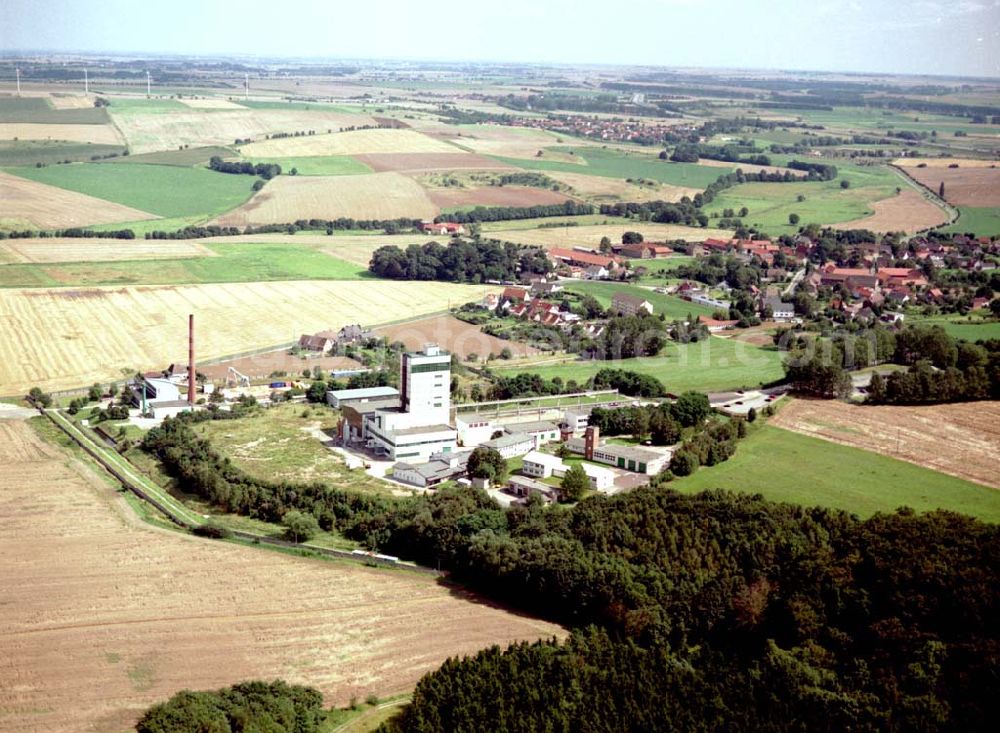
[
  {"left": 521, "top": 450, "right": 565, "bottom": 478},
  {"left": 456, "top": 414, "right": 497, "bottom": 446},
  {"left": 580, "top": 463, "right": 616, "bottom": 491},
  {"left": 400, "top": 344, "right": 451, "bottom": 425}
]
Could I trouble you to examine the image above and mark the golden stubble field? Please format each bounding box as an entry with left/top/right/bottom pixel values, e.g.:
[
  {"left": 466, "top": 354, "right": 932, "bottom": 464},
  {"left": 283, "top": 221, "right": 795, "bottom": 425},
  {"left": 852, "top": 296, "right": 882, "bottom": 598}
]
[
  {"left": 0, "top": 419, "right": 564, "bottom": 733},
  {"left": 0, "top": 238, "right": 213, "bottom": 263},
  {"left": 494, "top": 222, "right": 731, "bottom": 246},
  {"left": 0, "top": 122, "right": 124, "bottom": 145},
  {"left": 213, "top": 172, "right": 439, "bottom": 227},
  {"left": 239, "top": 128, "right": 458, "bottom": 158},
  {"left": 833, "top": 189, "right": 949, "bottom": 233},
  {"left": 771, "top": 398, "right": 1000, "bottom": 488},
  {"left": 0, "top": 280, "right": 490, "bottom": 395},
  {"left": 0, "top": 171, "right": 157, "bottom": 230}
]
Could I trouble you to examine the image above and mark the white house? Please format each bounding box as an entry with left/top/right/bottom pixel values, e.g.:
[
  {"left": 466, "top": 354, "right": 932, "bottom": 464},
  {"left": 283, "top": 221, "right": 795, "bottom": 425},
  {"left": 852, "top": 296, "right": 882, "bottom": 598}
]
[
  {"left": 521, "top": 450, "right": 565, "bottom": 479},
  {"left": 480, "top": 432, "right": 534, "bottom": 459}
]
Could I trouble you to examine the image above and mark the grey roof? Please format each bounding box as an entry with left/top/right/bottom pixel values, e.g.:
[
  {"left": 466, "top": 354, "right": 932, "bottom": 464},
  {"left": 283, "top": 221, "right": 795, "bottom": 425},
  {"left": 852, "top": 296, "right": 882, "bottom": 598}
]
[
  {"left": 343, "top": 397, "right": 401, "bottom": 414},
  {"left": 392, "top": 424, "right": 457, "bottom": 437},
  {"left": 482, "top": 432, "right": 533, "bottom": 450},
  {"left": 500, "top": 420, "right": 559, "bottom": 434}
]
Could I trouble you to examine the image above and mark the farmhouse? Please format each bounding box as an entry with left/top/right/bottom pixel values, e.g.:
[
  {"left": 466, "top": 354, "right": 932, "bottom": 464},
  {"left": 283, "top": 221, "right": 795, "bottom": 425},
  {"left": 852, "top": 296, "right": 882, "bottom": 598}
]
[
  {"left": 611, "top": 292, "right": 654, "bottom": 316},
  {"left": 298, "top": 331, "right": 338, "bottom": 352},
  {"left": 420, "top": 221, "right": 466, "bottom": 235},
  {"left": 699, "top": 316, "right": 738, "bottom": 332},
  {"left": 762, "top": 296, "right": 796, "bottom": 322},
  {"left": 618, "top": 242, "right": 670, "bottom": 260},
  {"left": 548, "top": 247, "right": 622, "bottom": 271}
]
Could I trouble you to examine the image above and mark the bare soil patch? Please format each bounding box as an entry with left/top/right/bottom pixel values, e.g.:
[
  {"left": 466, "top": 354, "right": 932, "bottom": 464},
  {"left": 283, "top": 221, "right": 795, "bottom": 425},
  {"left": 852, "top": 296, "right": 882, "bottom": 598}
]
[
  {"left": 497, "top": 222, "right": 728, "bottom": 247},
  {"left": 374, "top": 314, "right": 538, "bottom": 359},
  {"left": 771, "top": 398, "right": 1000, "bottom": 488},
  {"left": 199, "top": 351, "right": 364, "bottom": 381},
  {"left": 213, "top": 172, "right": 438, "bottom": 227},
  {"left": 427, "top": 185, "right": 575, "bottom": 209},
  {"left": 902, "top": 165, "right": 1000, "bottom": 207},
  {"left": 356, "top": 152, "right": 514, "bottom": 173},
  {"left": 238, "top": 128, "right": 456, "bottom": 159},
  {"left": 545, "top": 170, "right": 700, "bottom": 203},
  {"left": 0, "top": 171, "right": 157, "bottom": 229},
  {"left": 0, "top": 122, "right": 123, "bottom": 145},
  {"left": 833, "top": 189, "right": 949, "bottom": 233},
  {"left": 0, "top": 419, "right": 563, "bottom": 733}
]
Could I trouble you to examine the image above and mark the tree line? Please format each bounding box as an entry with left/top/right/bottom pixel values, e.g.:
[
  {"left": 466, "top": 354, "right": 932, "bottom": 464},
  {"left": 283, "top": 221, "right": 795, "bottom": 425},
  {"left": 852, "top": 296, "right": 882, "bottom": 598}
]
[
  {"left": 208, "top": 155, "right": 282, "bottom": 179},
  {"left": 368, "top": 239, "right": 551, "bottom": 283},
  {"left": 435, "top": 200, "right": 594, "bottom": 224}
]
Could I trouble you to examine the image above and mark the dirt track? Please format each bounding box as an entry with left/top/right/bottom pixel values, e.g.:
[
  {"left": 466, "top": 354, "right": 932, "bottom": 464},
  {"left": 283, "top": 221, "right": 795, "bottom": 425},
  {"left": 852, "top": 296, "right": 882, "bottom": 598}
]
[
  {"left": 0, "top": 419, "right": 564, "bottom": 732},
  {"left": 771, "top": 398, "right": 1000, "bottom": 488}
]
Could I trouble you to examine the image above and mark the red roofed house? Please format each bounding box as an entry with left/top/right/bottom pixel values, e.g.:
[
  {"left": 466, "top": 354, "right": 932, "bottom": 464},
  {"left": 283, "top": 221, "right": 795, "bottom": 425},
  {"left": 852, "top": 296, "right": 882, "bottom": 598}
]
[
  {"left": 548, "top": 248, "right": 623, "bottom": 271},
  {"left": 876, "top": 267, "right": 927, "bottom": 288},
  {"left": 699, "top": 316, "right": 738, "bottom": 332},
  {"left": 502, "top": 287, "right": 529, "bottom": 303},
  {"left": 420, "top": 221, "right": 466, "bottom": 235}
]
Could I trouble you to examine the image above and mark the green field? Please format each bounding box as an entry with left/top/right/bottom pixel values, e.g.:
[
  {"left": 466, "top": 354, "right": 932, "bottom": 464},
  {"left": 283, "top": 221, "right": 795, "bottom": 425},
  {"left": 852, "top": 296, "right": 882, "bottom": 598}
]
[
  {"left": 494, "top": 146, "right": 730, "bottom": 188},
  {"left": 105, "top": 98, "right": 189, "bottom": 114},
  {"left": 0, "top": 242, "right": 369, "bottom": 288},
  {"left": 243, "top": 155, "right": 372, "bottom": 176},
  {"left": 754, "top": 106, "right": 1000, "bottom": 138},
  {"left": 0, "top": 96, "right": 110, "bottom": 124},
  {"left": 238, "top": 99, "right": 359, "bottom": 113},
  {"left": 108, "top": 146, "right": 236, "bottom": 167},
  {"left": 703, "top": 163, "right": 902, "bottom": 237},
  {"left": 497, "top": 336, "right": 785, "bottom": 393},
  {"left": 5, "top": 162, "right": 255, "bottom": 218},
  {"left": 939, "top": 207, "right": 1000, "bottom": 237},
  {"left": 0, "top": 140, "right": 126, "bottom": 167},
  {"left": 635, "top": 255, "right": 696, "bottom": 275},
  {"left": 672, "top": 424, "right": 1000, "bottom": 521},
  {"left": 905, "top": 314, "right": 1000, "bottom": 342},
  {"left": 563, "top": 281, "right": 716, "bottom": 319}
]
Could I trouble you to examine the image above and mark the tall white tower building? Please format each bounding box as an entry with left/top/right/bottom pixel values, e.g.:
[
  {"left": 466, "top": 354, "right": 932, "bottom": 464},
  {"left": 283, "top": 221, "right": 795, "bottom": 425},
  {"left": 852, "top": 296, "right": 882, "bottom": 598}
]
[{"left": 400, "top": 344, "right": 451, "bottom": 423}]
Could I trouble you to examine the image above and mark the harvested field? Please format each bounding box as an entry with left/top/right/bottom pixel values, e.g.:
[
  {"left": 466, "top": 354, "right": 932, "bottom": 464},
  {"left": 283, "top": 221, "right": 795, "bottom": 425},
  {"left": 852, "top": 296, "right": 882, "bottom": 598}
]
[
  {"left": 545, "top": 170, "right": 700, "bottom": 203},
  {"left": 0, "top": 122, "right": 123, "bottom": 145},
  {"left": 496, "top": 222, "right": 729, "bottom": 247},
  {"left": 194, "top": 233, "right": 438, "bottom": 267},
  {"left": 0, "top": 419, "right": 563, "bottom": 733},
  {"left": 833, "top": 189, "right": 949, "bottom": 233},
  {"left": 112, "top": 109, "right": 377, "bottom": 154},
  {"left": 0, "top": 280, "right": 489, "bottom": 395},
  {"left": 771, "top": 398, "right": 1000, "bottom": 489},
  {"left": 177, "top": 98, "right": 247, "bottom": 110},
  {"left": 374, "top": 314, "right": 539, "bottom": 359},
  {"left": 238, "top": 128, "right": 458, "bottom": 158},
  {"left": 900, "top": 164, "right": 1000, "bottom": 207},
  {"left": 894, "top": 157, "right": 1000, "bottom": 169},
  {"left": 0, "top": 171, "right": 157, "bottom": 229},
  {"left": 437, "top": 125, "right": 567, "bottom": 158},
  {"left": 696, "top": 157, "right": 807, "bottom": 177},
  {"left": 198, "top": 351, "right": 364, "bottom": 381},
  {"left": 47, "top": 95, "right": 95, "bottom": 110},
  {"left": 213, "top": 172, "right": 437, "bottom": 227},
  {"left": 427, "top": 185, "right": 575, "bottom": 210},
  {"left": 355, "top": 152, "right": 514, "bottom": 173},
  {"left": 0, "top": 238, "right": 212, "bottom": 263}
]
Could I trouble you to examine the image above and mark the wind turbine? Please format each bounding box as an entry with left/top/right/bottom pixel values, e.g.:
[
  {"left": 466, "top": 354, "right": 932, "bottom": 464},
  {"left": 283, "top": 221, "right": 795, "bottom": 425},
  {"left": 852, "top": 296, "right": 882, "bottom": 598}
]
[
  {"left": 84, "top": 68, "right": 89, "bottom": 95},
  {"left": 146, "top": 70, "right": 151, "bottom": 97},
  {"left": 244, "top": 73, "right": 249, "bottom": 101},
  {"left": 15, "top": 67, "right": 20, "bottom": 97}
]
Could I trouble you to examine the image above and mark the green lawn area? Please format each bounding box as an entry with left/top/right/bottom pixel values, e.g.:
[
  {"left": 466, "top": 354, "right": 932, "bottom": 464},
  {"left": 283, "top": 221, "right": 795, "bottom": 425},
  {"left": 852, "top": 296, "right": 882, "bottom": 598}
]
[
  {"left": 0, "top": 140, "right": 126, "bottom": 167},
  {"left": 5, "top": 162, "right": 256, "bottom": 218},
  {"left": 562, "top": 281, "right": 716, "bottom": 319},
  {"left": 0, "top": 242, "right": 369, "bottom": 288},
  {"left": 108, "top": 145, "right": 236, "bottom": 167},
  {"left": 702, "top": 163, "right": 901, "bottom": 237},
  {"left": 498, "top": 336, "right": 785, "bottom": 393},
  {"left": 905, "top": 314, "right": 1000, "bottom": 342},
  {"left": 238, "top": 99, "right": 359, "bottom": 113},
  {"left": 938, "top": 207, "right": 1000, "bottom": 237},
  {"left": 105, "top": 98, "right": 190, "bottom": 114},
  {"left": 759, "top": 106, "right": 1000, "bottom": 138},
  {"left": 494, "top": 146, "right": 730, "bottom": 189},
  {"left": 243, "top": 155, "right": 372, "bottom": 176},
  {"left": 191, "top": 402, "right": 393, "bottom": 496},
  {"left": 636, "top": 255, "right": 696, "bottom": 274},
  {"left": 672, "top": 424, "right": 1000, "bottom": 522}
]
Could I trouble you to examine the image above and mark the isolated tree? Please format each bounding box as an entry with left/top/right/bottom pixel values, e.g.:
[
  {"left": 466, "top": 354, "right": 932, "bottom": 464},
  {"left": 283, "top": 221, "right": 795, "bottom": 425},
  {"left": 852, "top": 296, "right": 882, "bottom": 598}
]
[
  {"left": 499, "top": 347, "right": 513, "bottom": 360},
  {"left": 939, "top": 181, "right": 946, "bottom": 198},
  {"left": 671, "top": 391, "right": 711, "bottom": 427},
  {"left": 840, "top": 179, "right": 850, "bottom": 189},
  {"left": 621, "top": 231, "right": 643, "bottom": 244},
  {"left": 87, "top": 383, "right": 103, "bottom": 402},
  {"left": 467, "top": 447, "right": 506, "bottom": 483},
  {"left": 739, "top": 206, "right": 749, "bottom": 217},
  {"left": 560, "top": 463, "right": 589, "bottom": 502},
  {"left": 282, "top": 510, "right": 320, "bottom": 543},
  {"left": 788, "top": 213, "right": 800, "bottom": 225},
  {"left": 599, "top": 236, "right": 612, "bottom": 253},
  {"left": 746, "top": 406, "right": 757, "bottom": 423},
  {"left": 867, "top": 372, "right": 886, "bottom": 404},
  {"left": 669, "top": 449, "right": 699, "bottom": 476}
]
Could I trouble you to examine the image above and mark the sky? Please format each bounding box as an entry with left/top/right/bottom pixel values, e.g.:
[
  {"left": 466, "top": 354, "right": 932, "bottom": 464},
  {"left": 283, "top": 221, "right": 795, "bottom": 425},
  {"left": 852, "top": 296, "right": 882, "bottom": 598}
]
[{"left": 3, "top": 0, "right": 999, "bottom": 78}]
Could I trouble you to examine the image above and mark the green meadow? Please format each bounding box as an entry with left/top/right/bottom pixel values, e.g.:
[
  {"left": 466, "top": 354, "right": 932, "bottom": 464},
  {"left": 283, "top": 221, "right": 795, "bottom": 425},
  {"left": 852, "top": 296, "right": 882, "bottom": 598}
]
[
  {"left": 242, "top": 155, "right": 372, "bottom": 176},
  {"left": 562, "top": 281, "right": 716, "bottom": 319},
  {"left": 6, "top": 163, "right": 256, "bottom": 218},
  {"left": 0, "top": 242, "right": 369, "bottom": 288},
  {"left": 0, "top": 96, "right": 109, "bottom": 124},
  {"left": 493, "top": 146, "right": 730, "bottom": 188},
  {"left": 672, "top": 424, "right": 1000, "bottom": 522},
  {"left": 0, "top": 140, "right": 125, "bottom": 167},
  {"left": 939, "top": 207, "right": 1000, "bottom": 237},
  {"left": 497, "top": 336, "right": 785, "bottom": 393}
]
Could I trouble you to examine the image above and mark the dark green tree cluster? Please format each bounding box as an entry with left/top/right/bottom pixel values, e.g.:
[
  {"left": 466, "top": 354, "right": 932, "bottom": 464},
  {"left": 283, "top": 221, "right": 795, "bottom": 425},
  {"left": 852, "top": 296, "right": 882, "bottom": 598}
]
[
  {"left": 584, "top": 314, "right": 668, "bottom": 360},
  {"left": 368, "top": 240, "right": 551, "bottom": 283},
  {"left": 136, "top": 680, "right": 324, "bottom": 733},
  {"left": 436, "top": 200, "right": 593, "bottom": 224},
  {"left": 209, "top": 156, "right": 281, "bottom": 179}
]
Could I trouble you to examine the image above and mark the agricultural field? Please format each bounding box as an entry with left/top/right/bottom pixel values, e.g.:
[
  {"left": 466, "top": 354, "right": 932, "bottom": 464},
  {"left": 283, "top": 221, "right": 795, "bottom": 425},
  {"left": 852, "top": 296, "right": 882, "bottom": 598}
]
[
  {"left": 770, "top": 398, "right": 1000, "bottom": 490},
  {"left": 0, "top": 280, "right": 491, "bottom": 395},
  {"left": 672, "top": 422, "right": 1000, "bottom": 521},
  {"left": 238, "top": 128, "right": 458, "bottom": 158},
  {"left": 493, "top": 146, "right": 731, "bottom": 189},
  {"left": 197, "top": 352, "right": 363, "bottom": 382},
  {"left": 0, "top": 170, "right": 156, "bottom": 229},
  {"left": 6, "top": 163, "right": 255, "bottom": 219},
  {"left": 902, "top": 313, "right": 1000, "bottom": 341},
  {"left": 242, "top": 155, "right": 372, "bottom": 176},
  {"left": 562, "top": 281, "right": 716, "bottom": 319},
  {"left": 0, "top": 242, "right": 369, "bottom": 288},
  {"left": 0, "top": 238, "right": 213, "bottom": 263},
  {"left": 213, "top": 172, "right": 438, "bottom": 226},
  {"left": 0, "top": 122, "right": 124, "bottom": 145},
  {"left": 427, "top": 184, "right": 575, "bottom": 211},
  {"left": 0, "top": 417, "right": 563, "bottom": 733},
  {"left": 832, "top": 189, "right": 949, "bottom": 233},
  {"left": 496, "top": 335, "right": 785, "bottom": 394},
  {"left": 0, "top": 140, "right": 126, "bottom": 167},
  {"left": 373, "top": 314, "right": 540, "bottom": 359},
  {"left": 0, "top": 97, "right": 109, "bottom": 124},
  {"left": 111, "top": 108, "right": 377, "bottom": 154},
  {"left": 544, "top": 170, "right": 700, "bottom": 203},
  {"left": 109, "top": 145, "right": 235, "bottom": 167},
  {"left": 195, "top": 232, "right": 436, "bottom": 267},
  {"left": 901, "top": 162, "right": 1000, "bottom": 207},
  {"left": 939, "top": 206, "right": 1000, "bottom": 236},
  {"left": 435, "top": 123, "right": 566, "bottom": 158},
  {"left": 493, "top": 222, "right": 725, "bottom": 246},
  {"left": 354, "top": 152, "right": 514, "bottom": 173}
]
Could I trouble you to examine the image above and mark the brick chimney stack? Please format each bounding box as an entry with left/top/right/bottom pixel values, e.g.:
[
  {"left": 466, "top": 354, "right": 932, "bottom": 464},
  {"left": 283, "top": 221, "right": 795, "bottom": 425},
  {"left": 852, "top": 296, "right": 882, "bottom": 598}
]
[{"left": 584, "top": 425, "right": 598, "bottom": 461}]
